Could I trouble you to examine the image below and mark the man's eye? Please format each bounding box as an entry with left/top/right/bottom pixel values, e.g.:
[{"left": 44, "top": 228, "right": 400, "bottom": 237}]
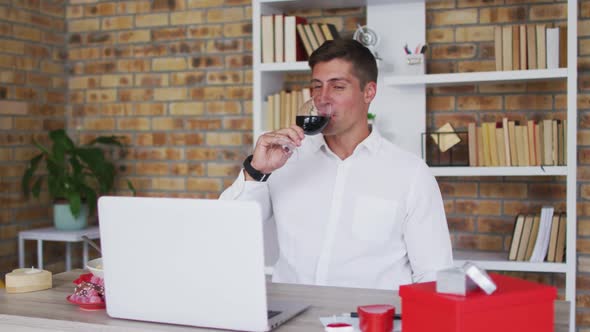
[
  {"left": 333, "top": 86, "right": 345, "bottom": 90},
  {"left": 311, "top": 85, "right": 321, "bottom": 90}
]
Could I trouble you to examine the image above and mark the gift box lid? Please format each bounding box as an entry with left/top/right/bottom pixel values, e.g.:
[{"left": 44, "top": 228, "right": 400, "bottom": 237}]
[{"left": 399, "top": 273, "right": 556, "bottom": 313}]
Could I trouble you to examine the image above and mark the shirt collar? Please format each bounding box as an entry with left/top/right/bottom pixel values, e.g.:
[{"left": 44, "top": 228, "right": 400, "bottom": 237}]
[{"left": 307, "top": 128, "right": 383, "bottom": 156}]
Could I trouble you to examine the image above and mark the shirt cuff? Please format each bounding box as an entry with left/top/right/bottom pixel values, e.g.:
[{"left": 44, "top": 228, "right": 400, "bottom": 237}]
[{"left": 218, "top": 168, "right": 268, "bottom": 200}]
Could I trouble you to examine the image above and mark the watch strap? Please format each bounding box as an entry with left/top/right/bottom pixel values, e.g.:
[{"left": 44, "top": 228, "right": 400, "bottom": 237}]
[{"left": 243, "top": 155, "right": 271, "bottom": 182}]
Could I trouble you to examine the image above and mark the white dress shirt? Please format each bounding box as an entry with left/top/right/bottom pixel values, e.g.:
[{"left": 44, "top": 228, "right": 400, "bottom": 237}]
[{"left": 219, "top": 129, "right": 453, "bottom": 290}]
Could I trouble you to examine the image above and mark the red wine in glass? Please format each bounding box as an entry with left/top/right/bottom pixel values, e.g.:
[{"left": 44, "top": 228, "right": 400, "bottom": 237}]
[
  {"left": 296, "top": 115, "right": 330, "bottom": 135},
  {"left": 296, "top": 99, "right": 332, "bottom": 136}
]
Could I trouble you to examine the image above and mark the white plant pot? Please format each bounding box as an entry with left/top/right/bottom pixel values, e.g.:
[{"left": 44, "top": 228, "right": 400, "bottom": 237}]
[{"left": 53, "top": 203, "right": 88, "bottom": 230}]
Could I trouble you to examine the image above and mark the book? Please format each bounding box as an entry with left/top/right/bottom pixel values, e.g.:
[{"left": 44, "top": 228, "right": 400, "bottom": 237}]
[
  {"left": 502, "top": 118, "right": 511, "bottom": 166},
  {"left": 274, "top": 14, "right": 284, "bottom": 63},
  {"left": 526, "top": 24, "right": 537, "bottom": 70},
  {"left": 431, "top": 122, "right": 461, "bottom": 153},
  {"left": 551, "top": 120, "right": 559, "bottom": 165},
  {"left": 563, "top": 119, "right": 567, "bottom": 164},
  {"left": 468, "top": 122, "right": 477, "bottom": 166},
  {"left": 266, "top": 94, "right": 275, "bottom": 131},
  {"left": 547, "top": 213, "right": 561, "bottom": 262},
  {"left": 311, "top": 23, "right": 326, "bottom": 47},
  {"left": 321, "top": 23, "right": 340, "bottom": 40},
  {"left": 519, "top": 25, "right": 527, "bottom": 70},
  {"left": 536, "top": 24, "right": 546, "bottom": 69},
  {"left": 502, "top": 25, "right": 513, "bottom": 71},
  {"left": 481, "top": 123, "right": 491, "bottom": 166},
  {"left": 296, "top": 24, "right": 313, "bottom": 57},
  {"left": 517, "top": 214, "right": 534, "bottom": 261},
  {"left": 261, "top": 15, "right": 275, "bottom": 63},
  {"left": 530, "top": 206, "right": 554, "bottom": 262},
  {"left": 284, "top": 16, "right": 307, "bottom": 62},
  {"left": 303, "top": 24, "right": 319, "bottom": 51},
  {"left": 508, "top": 121, "right": 518, "bottom": 166},
  {"left": 512, "top": 25, "right": 520, "bottom": 71},
  {"left": 494, "top": 26, "right": 503, "bottom": 71},
  {"left": 527, "top": 120, "right": 536, "bottom": 166},
  {"left": 559, "top": 26, "right": 567, "bottom": 68},
  {"left": 495, "top": 125, "right": 506, "bottom": 166},
  {"left": 542, "top": 119, "right": 553, "bottom": 165},
  {"left": 514, "top": 125, "right": 525, "bottom": 166},
  {"left": 486, "top": 122, "right": 498, "bottom": 166},
  {"left": 525, "top": 214, "right": 540, "bottom": 261},
  {"left": 534, "top": 122, "right": 542, "bottom": 166},
  {"left": 555, "top": 213, "right": 566, "bottom": 263},
  {"left": 509, "top": 214, "right": 525, "bottom": 261},
  {"left": 546, "top": 27, "right": 560, "bottom": 69},
  {"left": 477, "top": 126, "right": 484, "bottom": 166},
  {"left": 558, "top": 120, "right": 564, "bottom": 165}
]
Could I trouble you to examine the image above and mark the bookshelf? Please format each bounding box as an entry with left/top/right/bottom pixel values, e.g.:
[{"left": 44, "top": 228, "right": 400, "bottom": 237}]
[{"left": 253, "top": 1, "right": 577, "bottom": 330}]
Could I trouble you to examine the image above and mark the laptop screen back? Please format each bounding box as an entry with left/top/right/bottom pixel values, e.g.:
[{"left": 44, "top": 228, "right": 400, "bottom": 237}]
[{"left": 98, "top": 196, "right": 269, "bottom": 331}]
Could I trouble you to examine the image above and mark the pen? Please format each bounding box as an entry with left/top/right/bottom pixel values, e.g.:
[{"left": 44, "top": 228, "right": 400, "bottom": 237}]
[
  {"left": 420, "top": 44, "right": 428, "bottom": 54},
  {"left": 403, "top": 44, "right": 411, "bottom": 55},
  {"left": 350, "top": 312, "right": 402, "bottom": 320}
]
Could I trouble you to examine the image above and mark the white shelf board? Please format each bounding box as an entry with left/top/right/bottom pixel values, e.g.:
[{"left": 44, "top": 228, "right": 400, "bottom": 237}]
[
  {"left": 257, "top": 0, "right": 400, "bottom": 11},
  {"left": 430, "top": 166, "right": 567, "bottom": 177},
  {"left": 256, "top": 61, "right": 310, "bottom": 72},
  {"left": 384, "top": 68, "right": 568, "bottom": 87},
  {"left": 453, "top": 250, "right": 568, "bottom": 273}
]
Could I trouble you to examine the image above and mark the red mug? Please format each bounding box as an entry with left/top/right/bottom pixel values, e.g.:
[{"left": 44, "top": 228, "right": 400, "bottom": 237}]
[{"left": 357, "top": 304, "right": 395, "bottom": 332}]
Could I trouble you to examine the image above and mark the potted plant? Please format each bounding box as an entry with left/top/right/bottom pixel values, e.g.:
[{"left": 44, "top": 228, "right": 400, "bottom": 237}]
[
  {"left": 367, "top": 112, "right": 376, "bottom": 130},
  {"left": 22, "top": 129, "right": 134, "bottom": 230}
]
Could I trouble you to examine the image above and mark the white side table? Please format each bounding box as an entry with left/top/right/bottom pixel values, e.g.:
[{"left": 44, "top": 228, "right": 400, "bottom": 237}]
[{"left": 18, "top": 227, "right": 100, "bottom": 271}]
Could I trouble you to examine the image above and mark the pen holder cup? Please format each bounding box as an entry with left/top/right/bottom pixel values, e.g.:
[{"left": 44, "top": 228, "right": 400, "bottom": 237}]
[
  {"left": 404, "top": 54, "right": 425, "bottom": 75},
  {"left": 357, "top": 304, "right": 395, "bottom": 332}
]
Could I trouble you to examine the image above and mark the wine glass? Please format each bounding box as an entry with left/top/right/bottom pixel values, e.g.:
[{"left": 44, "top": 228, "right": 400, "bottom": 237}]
[
  {"left": 295, "top": 98, "right": 332, "bottom": 135},
  {"left": 278, "top": 98, "right": 332, "bottom": 154}
]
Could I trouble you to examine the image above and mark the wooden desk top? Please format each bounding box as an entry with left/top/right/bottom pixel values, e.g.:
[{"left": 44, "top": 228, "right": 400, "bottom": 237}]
[{"left": 0, "top": 270, "right": 570, "bottom": 331}]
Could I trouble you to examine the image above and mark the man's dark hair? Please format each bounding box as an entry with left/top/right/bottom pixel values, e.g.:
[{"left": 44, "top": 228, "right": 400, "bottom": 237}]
[{"left": 308, "top": 39, "right": 378, "bottom": 89}]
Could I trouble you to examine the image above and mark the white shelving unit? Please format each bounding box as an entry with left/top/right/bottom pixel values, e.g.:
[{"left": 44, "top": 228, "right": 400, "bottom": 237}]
[
  {"left": 253, "top": 1, "right": 577, "bottom": 330},
  {"left": 384, "top": 68, "right": 568, "bottom": 87}
]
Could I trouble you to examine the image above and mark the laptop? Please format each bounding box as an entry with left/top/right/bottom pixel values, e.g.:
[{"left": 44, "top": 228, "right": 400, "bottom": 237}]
[{"left": 97, "top": 196, "right": 308, "bottom": 331}]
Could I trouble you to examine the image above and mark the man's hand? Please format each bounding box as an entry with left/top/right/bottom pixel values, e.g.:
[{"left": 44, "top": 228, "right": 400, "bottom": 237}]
[{"left": 244, "top": 125, "right": 305, "bottom": 181}]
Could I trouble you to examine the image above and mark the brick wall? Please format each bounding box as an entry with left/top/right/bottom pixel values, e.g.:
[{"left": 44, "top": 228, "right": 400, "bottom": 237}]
[
  {"left": 1, "top": 0, "right": 589, "bottom": 328},
  {"left": 0, "top": 0, "right": 66, "bottom": 273}
]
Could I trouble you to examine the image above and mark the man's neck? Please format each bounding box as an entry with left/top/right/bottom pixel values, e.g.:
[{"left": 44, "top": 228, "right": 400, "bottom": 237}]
[{"left": 324, "top": 126, "right": 371, "bottom": 160}]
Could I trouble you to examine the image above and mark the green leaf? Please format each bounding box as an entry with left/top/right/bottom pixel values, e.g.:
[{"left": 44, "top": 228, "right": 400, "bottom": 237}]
[
  {"left": 31, "top": 177, "right": 43, "bottom": 198},
  {"left": 66, "top": 192, "right": 82, "bottom": 218},
  {"left": 49, "top": 129, "right": 75, "bottom": 150},
  {"left": 127, "top": 180, "right": 136, "bottom": 196},
  {"left": 22, "top": 153, "right": 43, "bottom": 197},
  {"left": 79, "top": 183, "right": 97, "bottom": 216}
]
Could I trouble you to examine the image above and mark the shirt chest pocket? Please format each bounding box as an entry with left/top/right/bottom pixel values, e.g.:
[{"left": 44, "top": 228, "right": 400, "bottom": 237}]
[{"left": 352, "top": 196, "right": 399, "bottom": 242}]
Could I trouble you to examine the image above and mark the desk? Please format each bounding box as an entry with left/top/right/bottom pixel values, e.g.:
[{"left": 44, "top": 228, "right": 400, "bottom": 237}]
[
  {"left": 0, "top": 270, "right": 570, "bottom": 331},
  {"left": 18, "top": 227, "right": 100, "bottom": 271}
]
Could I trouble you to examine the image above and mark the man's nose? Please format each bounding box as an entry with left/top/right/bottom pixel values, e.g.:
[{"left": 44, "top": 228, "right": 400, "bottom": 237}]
[{"left": 314, "top": 87, "right": 331, "bottom": 105}]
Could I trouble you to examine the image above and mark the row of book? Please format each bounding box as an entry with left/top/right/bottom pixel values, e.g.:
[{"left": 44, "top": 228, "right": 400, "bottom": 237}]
[
  {"left": 494, "top": 24, "right": 567, "bottom": 71},
  {"left": 466, "top": 118, "right": 567, "bottom": 167},
  {"left": 508, "top": 207, "right": 566, "bottom": 263},
  {"left": 261, "top": 14, "right": 340, "bottom": 63},
  {"left": 263, "top": 88, "right": 311, "bottom": 131}
]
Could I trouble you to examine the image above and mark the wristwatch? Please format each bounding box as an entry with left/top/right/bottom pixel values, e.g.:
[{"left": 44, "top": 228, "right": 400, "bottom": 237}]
[{"left": 243, "top": 155, "right": 271, "bottom": 182}]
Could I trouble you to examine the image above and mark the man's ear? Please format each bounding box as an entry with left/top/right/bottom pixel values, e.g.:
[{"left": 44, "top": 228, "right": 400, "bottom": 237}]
[{"left": 363, "top": 81, "right": 377, "bottom": 104}]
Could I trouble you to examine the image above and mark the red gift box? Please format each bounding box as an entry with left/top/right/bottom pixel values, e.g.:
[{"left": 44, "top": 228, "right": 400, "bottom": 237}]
[{"left": 399, "top": 273, "right": 556, "bottom": 332}]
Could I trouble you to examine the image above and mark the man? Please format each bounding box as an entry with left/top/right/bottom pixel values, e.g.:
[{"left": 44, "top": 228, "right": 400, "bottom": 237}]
[{"left": 220, "top": 39, "right": 452, "bottom": 290}]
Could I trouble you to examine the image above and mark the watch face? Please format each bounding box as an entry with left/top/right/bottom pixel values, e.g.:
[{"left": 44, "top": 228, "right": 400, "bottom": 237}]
[{"left": 462, "top": 262, "right": 497, "bottom": 295}]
